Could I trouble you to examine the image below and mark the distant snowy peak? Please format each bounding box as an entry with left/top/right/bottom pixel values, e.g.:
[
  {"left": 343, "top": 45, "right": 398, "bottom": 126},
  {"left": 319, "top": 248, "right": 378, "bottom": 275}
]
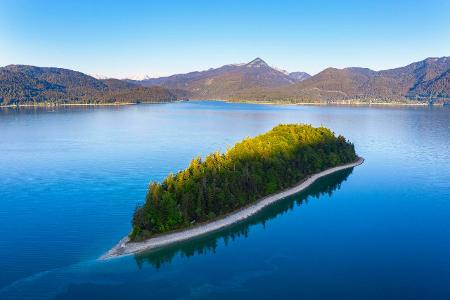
[
  {"left": 124, "top": 74, "right": 153, "bottom": 81},
  {"left": 246, "top": 58, "right": 292, "bottom": 76},
  {"left": 90, "top": 73, "right": 155, "bottom": 81},
  {"left": 89, "top": 73, "right": 111, "bottom": 80}
]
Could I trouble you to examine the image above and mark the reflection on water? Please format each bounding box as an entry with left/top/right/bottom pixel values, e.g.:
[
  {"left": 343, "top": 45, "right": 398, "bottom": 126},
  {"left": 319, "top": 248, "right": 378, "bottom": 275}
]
[
  {"left": 0, "top": 168, "right": 355, "bottom": 300},
  {"left": 134, "top": 168, "right": 353, "bottom": 269},
  {"left": 2, "top": 101, "right": 449, "bottom": 299}
]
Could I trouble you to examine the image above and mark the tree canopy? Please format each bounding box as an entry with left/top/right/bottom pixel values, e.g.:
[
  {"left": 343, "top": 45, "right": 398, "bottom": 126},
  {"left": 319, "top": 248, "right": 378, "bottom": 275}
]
[{"left": 130, "top": 124, "right": 357, "bottom": 241}]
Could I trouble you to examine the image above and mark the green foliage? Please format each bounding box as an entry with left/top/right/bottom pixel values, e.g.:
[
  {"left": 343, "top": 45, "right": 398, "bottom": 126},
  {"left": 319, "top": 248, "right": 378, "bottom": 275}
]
[{"left": 130, "top": 124, "right": 357, "bottom": 241}]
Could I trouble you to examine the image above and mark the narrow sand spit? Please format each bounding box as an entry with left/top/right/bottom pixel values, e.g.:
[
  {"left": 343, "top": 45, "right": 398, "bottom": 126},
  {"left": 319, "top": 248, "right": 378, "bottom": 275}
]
[{"left": 101, "top": 157, "right": 364, "bottom": 259}]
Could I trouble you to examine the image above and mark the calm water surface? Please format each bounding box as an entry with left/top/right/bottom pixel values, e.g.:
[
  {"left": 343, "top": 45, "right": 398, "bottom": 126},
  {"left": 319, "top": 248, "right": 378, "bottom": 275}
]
[{"left": 0, "top": 101, "right": 449, "bottom": 299}]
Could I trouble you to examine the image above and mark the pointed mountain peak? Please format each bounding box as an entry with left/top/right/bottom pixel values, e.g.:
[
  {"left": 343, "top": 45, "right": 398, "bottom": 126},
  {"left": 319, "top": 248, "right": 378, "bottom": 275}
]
[{"left": 246, "top": 57, "right": 269, "bottom": 68}]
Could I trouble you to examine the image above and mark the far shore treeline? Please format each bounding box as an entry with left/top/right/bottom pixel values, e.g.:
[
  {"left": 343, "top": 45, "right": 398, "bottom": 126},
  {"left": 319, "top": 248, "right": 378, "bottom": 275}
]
[{"left": 130, "top": 124, "right": 357, "bottom": 241}]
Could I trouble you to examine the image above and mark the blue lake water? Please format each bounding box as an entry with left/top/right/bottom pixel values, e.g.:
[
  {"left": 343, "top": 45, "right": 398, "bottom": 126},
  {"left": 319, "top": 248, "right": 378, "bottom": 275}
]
[{"left": 0, "top": 101, "right": 449, "bottom": 299}]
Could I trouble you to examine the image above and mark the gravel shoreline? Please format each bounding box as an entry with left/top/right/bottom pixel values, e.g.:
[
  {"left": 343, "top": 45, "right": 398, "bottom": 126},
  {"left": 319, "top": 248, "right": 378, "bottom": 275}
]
[{"left": 101, "top": 157, "right": 364, "bottom": 260}]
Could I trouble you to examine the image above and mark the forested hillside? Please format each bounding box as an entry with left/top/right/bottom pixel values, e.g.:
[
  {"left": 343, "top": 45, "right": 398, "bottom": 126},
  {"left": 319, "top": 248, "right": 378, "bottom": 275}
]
[
  {"left": 0, "top": 65, "right": 178, "bottom": 105},
  {"left": 229, "top": 57, "right": 450, "bottom": 103},
  {"left": 130, "top": 124, "right": 357, "bottom": 241}
]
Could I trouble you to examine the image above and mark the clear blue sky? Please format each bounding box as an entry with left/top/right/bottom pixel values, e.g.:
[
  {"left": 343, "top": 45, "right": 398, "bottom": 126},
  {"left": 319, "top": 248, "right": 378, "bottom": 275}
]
[{"left": 1, "top": 0, "right": 449, "bottom": 78}]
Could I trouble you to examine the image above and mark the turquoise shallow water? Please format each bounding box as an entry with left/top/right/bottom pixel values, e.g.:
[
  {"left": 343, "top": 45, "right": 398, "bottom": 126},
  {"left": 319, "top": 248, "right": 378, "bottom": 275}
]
[{"left": 0, "top": 101, "right": 449, "bottom": 299}]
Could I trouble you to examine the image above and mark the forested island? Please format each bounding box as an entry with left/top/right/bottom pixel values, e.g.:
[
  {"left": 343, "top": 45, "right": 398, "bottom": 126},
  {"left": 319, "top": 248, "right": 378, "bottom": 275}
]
[{"left": 130, "top": 124, "right": 358, "bottom": 242}]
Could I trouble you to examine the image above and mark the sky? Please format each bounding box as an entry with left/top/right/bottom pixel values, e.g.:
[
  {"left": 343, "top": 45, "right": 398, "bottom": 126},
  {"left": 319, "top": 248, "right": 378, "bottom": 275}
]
[{"left": 1, "top": 0, "right": 449, "bottom": 78}]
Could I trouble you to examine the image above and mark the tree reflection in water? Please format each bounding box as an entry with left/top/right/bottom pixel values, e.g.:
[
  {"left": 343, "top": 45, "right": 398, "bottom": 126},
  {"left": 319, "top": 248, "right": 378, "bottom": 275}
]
[{"left": 134, "top": 168, "right": 354, "bottom": 269}]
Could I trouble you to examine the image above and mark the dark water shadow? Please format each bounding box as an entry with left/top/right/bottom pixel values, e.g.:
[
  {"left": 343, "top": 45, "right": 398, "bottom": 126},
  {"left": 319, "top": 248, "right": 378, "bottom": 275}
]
[{"left": 134, "top": 168, "right": 354, "bottom": 269}]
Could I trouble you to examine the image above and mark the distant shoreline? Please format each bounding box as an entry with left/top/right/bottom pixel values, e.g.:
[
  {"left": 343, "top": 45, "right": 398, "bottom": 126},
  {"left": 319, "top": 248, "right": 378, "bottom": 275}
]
[
  {"left": 1, "top": 99, "right": 442, "bottom": 108},
  {"left": 101, "top": 157, "right": 364, "bottom": 260},
  {"left": 225, "top": 100, "right": 431, "bottom": 106},
  {"left": 0, "top": 101, "right": 181, "bottom": 108},
  {"left": 186, "top": 98, "right": 436, "bottom": 106}
]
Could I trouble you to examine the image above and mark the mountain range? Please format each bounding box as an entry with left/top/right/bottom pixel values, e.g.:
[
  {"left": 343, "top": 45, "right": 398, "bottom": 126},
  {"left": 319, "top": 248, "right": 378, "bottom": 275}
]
[
  {"left": 1, "top": 57, "right": 449, "bottom": 106},
  {"left": 135, "top": 57, "right": 450, "bottom": 103},
  {"left": 133, "top": 58, "right": 311, "bottom": 99}
]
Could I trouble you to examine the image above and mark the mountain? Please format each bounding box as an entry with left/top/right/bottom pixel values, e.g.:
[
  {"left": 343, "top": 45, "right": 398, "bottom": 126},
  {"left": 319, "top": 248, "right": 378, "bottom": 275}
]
[
  {"left": 138, "top": 58, "right": 308, "bottom": 99},
  {"left": 0, "top": 65, "right": 178, "bottom": 105},
  {"left": 379, "top": 57, "right": 450, "bottom": 99},
  {"left": 288, "top": 72, "right": 311, "bottom": 81},
  {"left": 230, "top": 57, "right": 450, "bottom": 103},
  {"left": 101, "top": 78, "right": 138, "bottom": 90},
  {"left": 410, "top": 69, "right": 449, "bottom": 98}
]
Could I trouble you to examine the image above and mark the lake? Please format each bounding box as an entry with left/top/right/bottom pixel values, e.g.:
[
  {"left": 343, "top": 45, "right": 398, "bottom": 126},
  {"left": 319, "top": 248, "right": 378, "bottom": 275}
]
[{"left": 0, "top": 101, "right": 449, "bottom": 299}]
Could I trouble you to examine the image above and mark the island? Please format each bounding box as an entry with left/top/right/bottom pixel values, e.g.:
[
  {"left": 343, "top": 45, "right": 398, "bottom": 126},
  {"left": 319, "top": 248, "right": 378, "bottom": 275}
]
[{"left": 102, "top": 124, "right": 363, "bottom": 259}]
